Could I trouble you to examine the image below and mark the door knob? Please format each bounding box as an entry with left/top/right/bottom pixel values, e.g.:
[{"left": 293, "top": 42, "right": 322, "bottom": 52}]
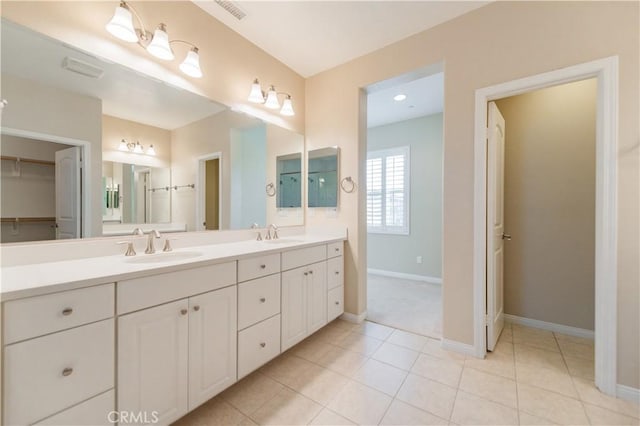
[{"left": 502, "top": 233, "right": 512, "bottom": 240}]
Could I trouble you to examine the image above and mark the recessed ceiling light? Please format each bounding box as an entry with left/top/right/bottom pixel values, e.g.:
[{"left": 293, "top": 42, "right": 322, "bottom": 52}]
[{"left": 394, "top": 94, "right": 407, "bottom": 102}]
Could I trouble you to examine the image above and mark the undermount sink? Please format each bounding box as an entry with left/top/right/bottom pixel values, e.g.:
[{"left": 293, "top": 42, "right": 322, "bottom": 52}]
[
  {"left": 262, "top": 239, "right": 304, "bottom": 244},
  {"left": 125, "top": 251, "right": 204, "bottom": 264}
]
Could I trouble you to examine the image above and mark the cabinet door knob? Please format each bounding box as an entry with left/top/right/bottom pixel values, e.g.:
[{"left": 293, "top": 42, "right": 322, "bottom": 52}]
[
  {"left": 62, "top": 367, "right": 73, "bottom": 377},
  {"left": 260, "top": 342, "right": 266, "bottom": 348},
  {"left": 193, "top": 305, "right": 200, "bottom": 312},
  {"left": 259, "top": 297, "right": 266, "bottom": 303},
  {"left": 335, "top": 301, "right": 340, "bottom": 305},
  {"left": 309, "top": 270, "right": 313, "bottom": 275},
  {"left": 62, "top": 307, "right": 73, "bottom": 316},
  {"left": 335, "top": 271, "right": 340, "bottom": 275},
  {"left": 180, "top": 309, "right": 188, "bottom": 315},
  {"left": 260, "top": 264, "right": 266, "bottom": 269},
  {"left": 304, "top": 272, "right": 308, "bottom": 276},
  {"left": 335, "top": 248, "right": 340, "bottom": 252}
]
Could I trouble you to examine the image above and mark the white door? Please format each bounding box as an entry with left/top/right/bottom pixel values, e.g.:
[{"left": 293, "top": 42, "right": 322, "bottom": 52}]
[
  {"left": 487, "top": 102, "right": 506, "bottom": 351},
  {"left": 55, "top": 146, "right": 81, "bottom": 239},
  {"left": 307, "top": 262, "right": 328, "bottom": 334},
  {"left": 281, "top": 267, "right": 308, "bottom": 351},
  {"left": 188, "top": 287, "right": 237, "bottom": 410},
  {"left": 118, "top": 299, "right": 189, "bottom": 425}
]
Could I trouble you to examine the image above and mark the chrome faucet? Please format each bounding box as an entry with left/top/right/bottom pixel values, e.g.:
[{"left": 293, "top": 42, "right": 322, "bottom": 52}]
[
  {"left": 265, "top": 224, "right": 279, "bottom": 240},
  {"left": 145, "top": 230, "right": 161, "bottom": 254},
  {"left": 251, "top": 223, "right": 263, "bottom": 241}
]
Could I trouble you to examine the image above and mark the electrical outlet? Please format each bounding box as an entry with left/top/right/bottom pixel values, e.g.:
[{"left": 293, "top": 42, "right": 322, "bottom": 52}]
[{"left": 416, "top": 256, "right": 423, "bottom": 264}]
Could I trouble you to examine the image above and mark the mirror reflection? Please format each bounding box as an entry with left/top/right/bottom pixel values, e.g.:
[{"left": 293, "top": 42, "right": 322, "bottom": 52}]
[
  {"left": 277, "top": 153, "right": 302, "bottom": 209},
  {"left": 308, "top": 147, "right": 339, "bottom": 208},
  {"left": 0, "top": 19, "right": 304, "bottom": 242}
]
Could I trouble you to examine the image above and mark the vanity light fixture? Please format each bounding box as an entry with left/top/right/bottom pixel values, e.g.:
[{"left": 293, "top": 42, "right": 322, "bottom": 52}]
[
  {"left": 105, "top": 1, "right": 203, "bottom": 78},
  {"left": 247, "top": 78, "right": 295, "bottom": 116},
  {"left": 118, "top": 139, "right": 156, "bottom": 156}
]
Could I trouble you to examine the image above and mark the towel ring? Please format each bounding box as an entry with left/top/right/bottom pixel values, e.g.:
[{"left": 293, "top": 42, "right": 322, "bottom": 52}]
[
  {"left": 340, "top": 176, "right": 356, "bottom": 193},
  {"left": 265, "top": 183, "right": 276, "bottom": 197}
]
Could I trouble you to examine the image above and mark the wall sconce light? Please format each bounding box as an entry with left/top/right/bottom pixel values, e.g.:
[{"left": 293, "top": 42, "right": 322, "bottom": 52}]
[
  {"left": 118, "top": 139, "right": 156, "bottom": 156},
  {"left": 106, "top": 1, "right": 203, "bottom": 78},
  {"left": 247, "top": 78, "right": 295, "bottom": 116}
]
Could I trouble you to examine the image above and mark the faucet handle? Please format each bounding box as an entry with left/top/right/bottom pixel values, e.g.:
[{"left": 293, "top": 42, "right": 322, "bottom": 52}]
[
  {"left": 117, "top": 241, "right": 136, "bottom": 256},
  {"left": 273, "top": 229, "right": 279, "bottom": 239},
  {"left": 132, "top": 227, "right": 144, "bottom": 236},
  {"left": 256, "top": 232, "right": 263, "bottom": 241},
  {"left": 163, "top": 238, "right": 176, "bottom": 252}
]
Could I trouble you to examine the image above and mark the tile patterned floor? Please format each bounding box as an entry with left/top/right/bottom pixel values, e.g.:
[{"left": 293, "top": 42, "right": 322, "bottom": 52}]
[{"left": 174, "top": 320, "right": 640, "bottom": 426}]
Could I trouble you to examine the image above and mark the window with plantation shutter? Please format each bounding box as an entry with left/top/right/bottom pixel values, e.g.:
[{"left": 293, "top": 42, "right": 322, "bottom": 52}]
[{"left": 366, "top": 146, "right": 410, "bottom": 234}]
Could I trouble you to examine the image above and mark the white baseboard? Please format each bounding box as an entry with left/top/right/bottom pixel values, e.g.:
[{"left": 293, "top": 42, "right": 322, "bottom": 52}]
[
  {"left": 340, "top": 311, "right": 367, "bottom": 324},
  {"left": 367, "top": 268, "right": 442, "bottom": 285},
  {"left": 617, "top": 384, "right": 640, "bottom": 404},
  {"left": 504, "top": 314, "right": 594, "bottom": 339},
  {"left": 442, "top": 338, "right": 477, "bottom": 357}
]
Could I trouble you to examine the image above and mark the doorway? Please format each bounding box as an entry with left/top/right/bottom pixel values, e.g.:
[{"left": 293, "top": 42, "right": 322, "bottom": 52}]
[
  {"left": 474, "top": 57, "right": 619, "bottom": 395},
  {"left": 364, "top": 68, "right": 444, "bottom": 338},
  {"left": 197, "top": 153, "right": 222, "bottom": 231}
]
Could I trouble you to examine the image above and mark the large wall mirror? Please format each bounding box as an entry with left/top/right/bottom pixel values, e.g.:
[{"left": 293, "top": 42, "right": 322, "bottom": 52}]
[{"left": 0, "top": 18, "right": 304, "bottom": 242}]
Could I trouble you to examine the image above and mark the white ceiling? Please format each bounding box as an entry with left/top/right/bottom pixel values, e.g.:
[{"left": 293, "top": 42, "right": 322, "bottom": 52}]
[
  {"left": 194, "top": 1, "right": 489, "bottom": 77},
  {"left": 367, "top": 72, "right": 443, "bottom": 128},
  {"left": 1, "top": 20, "right": 226, "bottom": 131}
]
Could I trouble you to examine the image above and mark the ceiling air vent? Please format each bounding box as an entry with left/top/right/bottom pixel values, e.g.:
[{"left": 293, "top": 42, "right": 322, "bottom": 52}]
[
  {"left": 215, "top": 0, "right": 247, "bottom": 21},
  {"left": 61, "top": 57, "right": 104, "bottom": 79}
]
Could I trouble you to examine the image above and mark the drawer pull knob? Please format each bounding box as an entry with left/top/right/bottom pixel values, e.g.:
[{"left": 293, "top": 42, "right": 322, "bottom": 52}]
[
  {"left": 259, "top": 297, "right": 266, "bottom": 303},
  {"left": 335, "top": 301, "right": 340, "bottom": 305},
  {"left": 335, "top": 248, "right": 340, "bottom": 252},
  {"left": 62, "top": 308, "right": 73, "bottom": 316},
  {"left": 335, "top": 271, "right": 340, "bottom": 275},
  {"left": 260, "top": 342, "right": 266, "bottom": 348},
  {"left": 193, "top": 305, "right": 200, "bottom": 311},
  {"left": 304, "top": 272, "right": 308, "bottom": 276},
  {"left": 180, "top": 309, "right": 188, "bottom": 315},
  {"left": 309, "top": 270, "right": 313, "bottom": 275},
  {"left": 260, "top": 264, "right": 266, "bottom": 269},
  {"left": 62, "top": 367, "right": 73, "bottom": 377}
]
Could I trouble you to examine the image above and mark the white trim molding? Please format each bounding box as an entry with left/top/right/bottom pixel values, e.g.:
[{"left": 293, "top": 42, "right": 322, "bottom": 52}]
[
  {"left": 442, "top": 339, "right": 477, "bottom": 358},
  {"left": 367, "top": 268, "right": 442, "bottom": 285},
  {"left": 340, "top": 311, "right": 367, "bottom": 324},
  {"left": 504, "top": 314, "right": 594, "bottom": 340},
  {"left": 473, "top": 56, "right": 619, "bottom": 395},
  {"left": 616, "top": 384, "right": 640, "bottom": 404}
]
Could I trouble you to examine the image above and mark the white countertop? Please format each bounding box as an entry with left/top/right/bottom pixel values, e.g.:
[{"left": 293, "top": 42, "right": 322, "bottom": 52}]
[{"left": 1, "top": 234, "right": 345, "bottom": 302}]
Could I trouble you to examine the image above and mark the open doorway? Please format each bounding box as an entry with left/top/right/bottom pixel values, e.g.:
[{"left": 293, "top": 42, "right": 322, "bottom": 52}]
[
  {"left": 1, "top": 133, "right": 83, "bottom": 242},
  {"left": 197, "top": 153, "right": 222, "bottom": 231},
  {"left": 365, "top": 70, "right": 444, "bottom": 338},
  {"left": 474, "top": 57, "right": 618, "bottom": 396}
]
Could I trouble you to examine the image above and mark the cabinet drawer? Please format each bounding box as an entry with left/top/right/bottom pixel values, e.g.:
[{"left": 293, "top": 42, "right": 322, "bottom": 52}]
[
  {"left": 4, "top": 319, "right": 115, "bottom": 426},
  {"left": 328, "top": 286, "right": 344, "bottom": 322},
  {"left": 35, "top": 390, "right": 114, "bottom": 425},
  {"left": 3, "top": 283, "right": 114, "bottom": 344},
  {"left": 238, "top": 274, "right": 281, "bottom": 330},
  {"left": 238, "top": 253, "right": 280, "bottom": 283},
  {"left": 327, "top": 241, "right": 343, "bottom": 258},
  {"left": 281, "top": 245, "right": 326, "bottom": 271},
  {"left": 238, "top": 315, "right": 281, "bottom": 379},
  {"left": 327, "top": 256, "right": 344, "bottom": 290},
  {"left": 118, "top": 262, "right": 236, "bottom": 314}
]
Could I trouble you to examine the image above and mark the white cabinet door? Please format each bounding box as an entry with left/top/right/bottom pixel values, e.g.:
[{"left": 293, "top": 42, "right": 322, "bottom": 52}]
[
  {"left": 188, "top": 286, "right": 237, "bottom": 410},
  {"left": 307, "top": 261, "right": 327, "bottom": 334},
  {"left": 281, "top": 267, "right": 308, "bottom": 351},
  {"left": 118, "top": 299, "right": 189, "bottom": 426}
]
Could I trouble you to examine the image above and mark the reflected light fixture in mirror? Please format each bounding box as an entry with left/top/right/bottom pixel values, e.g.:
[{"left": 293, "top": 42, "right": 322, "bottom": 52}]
[
  {"left": 105, "top": 1, "right": 202, "bottom": 78},
  {"left": 248, "top": 78, "right": 295, "bottom": 116},
  {"left": 118, "top": 139, "right": 156, "bottom": 156}
]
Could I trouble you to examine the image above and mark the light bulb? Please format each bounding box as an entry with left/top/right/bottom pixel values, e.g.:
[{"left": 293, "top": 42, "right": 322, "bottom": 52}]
[
  {"left": 146, "top": 23, "right": 174, "bottom": 60},
  {"left": 264, "top": 86, "right": 280, "bottom": 109},
  {"left": 179, "top": 47, "right": 202, "bottom": 78},
  {"left": 106, "top": 2, "right": 138, "bottom": 43},
  {"left": 280, "top": 95, "right": 295, "bottom": 116},
  {"left": 248, "top": 78, "right": 265, "bottom": 103},
  {"left": 147, "top": 145, "right": 156, "bottom": 156},
  {"left": 118, "top": 139, "right": 129, "bottom": 151}
]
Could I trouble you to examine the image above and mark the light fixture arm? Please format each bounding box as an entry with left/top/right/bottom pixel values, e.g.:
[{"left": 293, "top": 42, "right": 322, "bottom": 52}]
[
  {"left": 121, "top": 1, "right": 148, "bottom": 40},
  {"left": 169, "top": 39, "right": 199, "bottom": 50}
]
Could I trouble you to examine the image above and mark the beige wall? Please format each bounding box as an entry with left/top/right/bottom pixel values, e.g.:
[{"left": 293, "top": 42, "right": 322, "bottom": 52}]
[
  {"left": 305, "top": 2, "right": 639, "bottom": 387},
  {"left": 496, "top": 79, "right": 596, "bottom": 331},
  {"left": 1, "top": 74, "right": 103, "bottom": 237},
  {"left": 102, "top": 115, "right": 172, "bottom": 169},
  {"left": 1, "top": 1, "right": 305, "bottom": 134}
]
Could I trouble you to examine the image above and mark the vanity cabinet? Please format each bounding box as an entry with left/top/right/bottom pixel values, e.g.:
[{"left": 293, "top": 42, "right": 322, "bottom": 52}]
[
  {"left": 2, "top": 284, "right": 115, "bottom": 426},
  {"left": 327, "top": 241, "right": 345, "bottom": 321},
  {"left": 118, "top": 285, "right": 237, "bottom": 424},
  {"left": 281, "top": 246, "right": 329, "bottom": 351}
]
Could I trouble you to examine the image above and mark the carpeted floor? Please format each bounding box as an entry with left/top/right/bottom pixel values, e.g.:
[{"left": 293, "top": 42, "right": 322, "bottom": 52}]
[{"left": 366, "top": 274, "right": 442, "bottom": 338}]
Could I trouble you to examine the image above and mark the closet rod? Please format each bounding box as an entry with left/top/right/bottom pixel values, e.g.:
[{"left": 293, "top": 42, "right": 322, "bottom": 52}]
[
  {"left": 0, "top": 155, "right": 55, "bottom": 166},
  {"left": 1, "top": 217, "right": 56, "bottom": 223}
]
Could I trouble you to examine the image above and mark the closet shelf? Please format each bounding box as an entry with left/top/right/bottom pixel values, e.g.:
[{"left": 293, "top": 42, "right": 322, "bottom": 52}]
[{"left": 1, "top": 156, "right": 55, "bottom": 166}]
